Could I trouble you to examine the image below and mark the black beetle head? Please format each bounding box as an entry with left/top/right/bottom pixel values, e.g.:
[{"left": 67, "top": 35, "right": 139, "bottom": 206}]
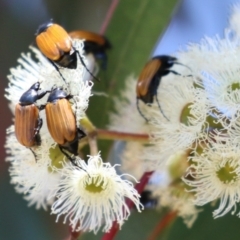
[
  {"left": 36, "top": 20, "right": 53, "bottom": 35},
  {"left": 30, "top": 82, "right": 41, "bottom": 91}
]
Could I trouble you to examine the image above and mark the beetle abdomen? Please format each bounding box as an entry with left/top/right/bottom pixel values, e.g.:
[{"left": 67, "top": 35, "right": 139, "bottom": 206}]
[
  {"left": 46, "top": 99, "right": 76, "bottom": 145},
  {"left": 15, "top": 104, "right": 39, "bottom": 147}
]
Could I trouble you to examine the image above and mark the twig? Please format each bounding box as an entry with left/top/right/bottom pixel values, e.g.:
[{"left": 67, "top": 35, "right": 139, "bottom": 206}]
[{"left": 102, "top": 171, "right": 154, "bottom": 240}]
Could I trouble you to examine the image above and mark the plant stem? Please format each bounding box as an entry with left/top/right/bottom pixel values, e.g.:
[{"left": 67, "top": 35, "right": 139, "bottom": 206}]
[
  {"left": 99, "top": 0, "right": 119, "bottom": 34},
  {"left": 97, "top": 129, "right": 149, "bottom": 142},
  {"left": 78, "top": 129, "right": 149, "bottom": 152},
  {"left": 102, "top": 171, "right": 154, "bottom": 240},
  {"left": 65, "top": 227, "right": 82, "bottom": 240},
  {"left": 147, "top": 211, "right": 177, "bottom": 240},
  {"left": 88, "top": 135, "right": 98, "bottom": 156}
]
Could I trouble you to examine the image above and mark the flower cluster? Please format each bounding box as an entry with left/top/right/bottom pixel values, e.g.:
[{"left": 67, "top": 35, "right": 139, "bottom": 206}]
[
  {"left": 5, "top": 36, "right": 143, "bottom": 233},
  {"left": 107, "top": 4, "right": 240, "bottom": 227},
  {"left": 144, "top": 5, "right": 240, "bottom": 220}
]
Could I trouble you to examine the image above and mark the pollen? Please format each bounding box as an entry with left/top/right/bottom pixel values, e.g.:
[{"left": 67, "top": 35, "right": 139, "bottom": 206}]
[
  {"left": 84, "top": 176, "right": 105, "bottom": 193},
  {"left": 180, "top": 103, "right": 195, "bottom": 126},
  {"left": 216, "top": 161, "right": 238, "bottom": 184},
  {"left": 228, "top": 82, "right": 240, "bottom": 92},
  {"left": 49, "top": 145, "right": 65, "bottom": 170}
]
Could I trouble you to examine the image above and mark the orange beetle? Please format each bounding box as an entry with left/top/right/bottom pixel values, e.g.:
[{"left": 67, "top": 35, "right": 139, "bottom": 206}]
[
  {"left": 69, "top": 30, "right": 111, "bottom": 69},
  {"left": 44, "top": 87, "right": 86, "bottom": 165},
  {"left": 15, "top": 82, "right": 49, "bottom": 147},
  {"left": 36, "top": 22, "right": 97, "bottom": 81},
  {"left": 136, "top": 55, "right": 179, "bottom": 121}
]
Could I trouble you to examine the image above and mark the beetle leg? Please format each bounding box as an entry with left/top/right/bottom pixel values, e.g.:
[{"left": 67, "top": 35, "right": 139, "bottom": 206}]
[
  {"left": 76, "top": 128, "right": 87, "bottom": 146},
  {"left": 77, "top": 128, "right": 86, "bottom": 139},
  {"left": 59, "top": 146, "right": 86, "bottom": 172},
  {"left": 59, "top": 146, "right": 77, "bottom": 165},
  {"left": 37, "top": 89, "right": 51, "bottom": 100},
  {"left": 38, "top": 104, "right": 46, "bottom": 110},
  {"left": 32, "top": 118, "right": 42, "bottom": 144},
  {"left": 136, "top": 99, "right": 149, "bottom": 122},
  {"left": 66, "top": 94, "right": 74, "bottom": 101},
  {"left": 29, "top": 148, "right": 38, "bottom": 162},
  {"left": 35, "top": 118, "right": 43, "bottom": 135},
  {"left": 37, "top": 91, "right": 51, "bottom": 100},
  {"left": 155, "top": 95, "right": 169, "bottom": 121},
  {"left": 167, "top": 69, "right": 181, "bottom": 76},
  {"left": 33, "top": 118, "right": 42, "bottom": 146},
  {"left": 35, "top": 134, "right": 41, "bottom": 146},
  {"left": 73, "top": 47, "right": 100, "bottom": 82}
]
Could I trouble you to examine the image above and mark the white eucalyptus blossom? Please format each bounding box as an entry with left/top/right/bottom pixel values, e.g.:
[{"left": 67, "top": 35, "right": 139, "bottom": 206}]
[
  {"left": 120, "top": 141, "right": 154, "bottom": 181},
  {"left": 201, "top": 68, "right": 240, "bottom": 119},
  {"left": 146, "top": 76, "right": 208, "bottom": 166},
  {"left": 51, "top": 153, "right": 143, "bottom": 233},
  {"left": 5, "top": 126, "right": 60, "bottom": 210},
  {"left": 154, "top": 184, "right": 199, "bottom": 228},
  {"left": 108, "top": 75, "right": 149, "bottom": 133},
  {"left": 184, "top": 140, "right": 240, "bottom": 218},
  {"left": 108, "top": 75, "right": 154, "bottom": 180}
]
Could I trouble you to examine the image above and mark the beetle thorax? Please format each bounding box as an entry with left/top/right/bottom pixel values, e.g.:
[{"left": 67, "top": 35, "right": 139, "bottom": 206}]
[{"left": 19, "top": 89, "right": 38, "bottom": 106}]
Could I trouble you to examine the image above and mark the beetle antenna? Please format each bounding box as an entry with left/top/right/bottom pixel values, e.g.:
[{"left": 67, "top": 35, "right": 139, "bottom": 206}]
[
  {"left": 155, "top": 95, "right": 169, "bottom": 121},
  {"left": 174, "top": 62, "right": 192, "bottom": 72},
  {"left": 73, "top": 47, "right": 100, "bottom": 82},
  {"left": 168, "top": 69, "right": 193, "bottom": 79},
  {"left": 171, "top": 62, "right": 193, "bottom": 78},
  {"left": 136, "top": 99, "right": 149, "bottom": 122}
]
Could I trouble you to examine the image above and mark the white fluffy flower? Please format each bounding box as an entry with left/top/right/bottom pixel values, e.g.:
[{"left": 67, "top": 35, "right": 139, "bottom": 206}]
[
  {"left": 176, "top": 6, "right": 240, "bottom": 121},
  {"left": 5, "top": 39, "right": 93, "bottom": 209},
  {"left": 201, "top": 68, "right": 240, "bottom": 119},
  {"left": 5, "top": 126, "right": 60, "bottom": 210},
  {"left": 147, "top": 76, "right": 208, "bottom": 165},
  {"left": 184, "top": 140, "right": 240, "bottom": 218},
  {"left": 108, "top": 75, "right": 149, "bottom": 133},
  {"left": 154, "top": 184, "right": 199, "bottom": 228},
  {"left": 51, "top": 153, "right": 143, "bottom": 233},
  {"left": 120, "top": 141, "right": 154, "bottom": 181}
]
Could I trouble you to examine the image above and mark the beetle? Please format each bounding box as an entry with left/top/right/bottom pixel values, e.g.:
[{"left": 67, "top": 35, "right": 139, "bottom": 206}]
[
  {"left": 136, "top": 55, "right": 182, "bottom": 121},
  {"left": 68, "top": 30, "right": 111, "bottom": 70},
  {"left": 44, "top": 87, "right": 86, "bottom": 165},
  {"left": 35, "top": 21, "right": 97, "bottom": 82},
  {"left": 139, "top": 190, "right": 158, "bottom": 209},
  {"left": 15, "top": 82, "right": 49, "bottom": 147}
]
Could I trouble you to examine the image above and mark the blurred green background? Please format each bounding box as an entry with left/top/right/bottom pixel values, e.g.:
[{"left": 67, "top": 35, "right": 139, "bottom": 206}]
[{"left": 2, "top": 0, "right": 240, "bottom": 239}]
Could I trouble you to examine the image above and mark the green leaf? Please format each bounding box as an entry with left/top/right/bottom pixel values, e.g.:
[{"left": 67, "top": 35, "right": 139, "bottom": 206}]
[
  {"left": 80, "top": 209, "right": 168, "bottom": 240},
  {"left": 168, "top": 204, "right": 240, "bottom": 240},
  {"left": 86, "top": 0, "right": 178, "bottom": 159}
]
